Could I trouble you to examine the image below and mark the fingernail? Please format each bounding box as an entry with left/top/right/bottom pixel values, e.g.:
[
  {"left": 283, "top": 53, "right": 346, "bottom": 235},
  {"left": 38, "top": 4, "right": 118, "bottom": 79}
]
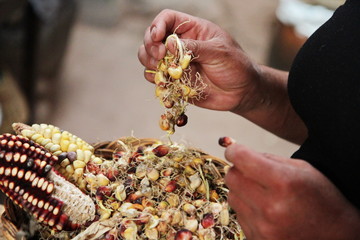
[
  {"left": 150, "top": 26, "right": 157, "bottom": 39},
  {"left": 218, "top": 137, "right": 236, "bottom": 148}
]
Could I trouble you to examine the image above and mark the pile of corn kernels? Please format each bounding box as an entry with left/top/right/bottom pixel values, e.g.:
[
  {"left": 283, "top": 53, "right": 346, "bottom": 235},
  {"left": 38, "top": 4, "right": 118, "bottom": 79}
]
[{"left": 13, "top": 123, "right": 245, "bottom": 240}]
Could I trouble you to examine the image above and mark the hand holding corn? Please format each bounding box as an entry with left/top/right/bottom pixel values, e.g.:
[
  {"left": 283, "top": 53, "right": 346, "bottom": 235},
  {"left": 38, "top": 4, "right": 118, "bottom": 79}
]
[{"left": 138, "top": 9, "right": 264, "bottom": 114}]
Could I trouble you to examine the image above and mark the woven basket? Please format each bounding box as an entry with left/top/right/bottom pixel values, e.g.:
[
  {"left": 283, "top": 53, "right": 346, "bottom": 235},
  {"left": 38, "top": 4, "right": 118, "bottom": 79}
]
[{"left": 1, "top": 137, "right": 231, "bottom": 239}]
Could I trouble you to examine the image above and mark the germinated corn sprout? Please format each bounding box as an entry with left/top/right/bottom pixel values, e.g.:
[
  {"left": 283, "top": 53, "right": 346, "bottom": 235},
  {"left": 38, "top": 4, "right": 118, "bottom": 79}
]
[{"left": 148, "top": 23, "right": 207, "bottom": 135}]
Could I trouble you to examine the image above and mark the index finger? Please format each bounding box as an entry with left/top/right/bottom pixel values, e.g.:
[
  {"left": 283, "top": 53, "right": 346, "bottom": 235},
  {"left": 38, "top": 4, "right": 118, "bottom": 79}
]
[
  {"left": 150, "top": 9, "right": 198, "bottom": 42},
  {"left": 224, "top": 144, "right": 282, "bottom": 185}
]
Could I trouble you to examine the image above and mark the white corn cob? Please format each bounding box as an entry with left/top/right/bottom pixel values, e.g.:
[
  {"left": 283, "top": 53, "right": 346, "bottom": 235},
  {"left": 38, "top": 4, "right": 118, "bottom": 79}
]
[{"left": 12, "top": 123, "right": 103, "bottom": 187}]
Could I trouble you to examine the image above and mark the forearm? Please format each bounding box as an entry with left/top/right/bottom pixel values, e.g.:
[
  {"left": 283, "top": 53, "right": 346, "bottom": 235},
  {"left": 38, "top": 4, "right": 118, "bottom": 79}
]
[{"left": 232, "top": 65, "right": 308, "bottom": 144}]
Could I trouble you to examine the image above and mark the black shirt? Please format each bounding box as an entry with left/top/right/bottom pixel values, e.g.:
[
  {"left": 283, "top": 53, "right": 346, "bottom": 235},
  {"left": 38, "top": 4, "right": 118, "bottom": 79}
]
[{"left": 288, "top": 0, "right": 360, "bottom": 208}]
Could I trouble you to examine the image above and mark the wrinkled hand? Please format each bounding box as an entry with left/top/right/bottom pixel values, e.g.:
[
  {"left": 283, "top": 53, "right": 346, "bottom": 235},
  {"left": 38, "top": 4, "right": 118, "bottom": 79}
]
[
  {"left": 224, "top": 144, "right": 360, "bottom": 240},
  {"left": 138, "top": 9, "right": 262, "bottom": 112}
]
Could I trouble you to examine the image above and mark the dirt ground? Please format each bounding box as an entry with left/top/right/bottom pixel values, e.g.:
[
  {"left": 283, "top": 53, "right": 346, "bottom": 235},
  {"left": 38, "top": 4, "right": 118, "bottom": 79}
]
[{"left": 37, "top": 0, "right": 299, "bottom": 160}]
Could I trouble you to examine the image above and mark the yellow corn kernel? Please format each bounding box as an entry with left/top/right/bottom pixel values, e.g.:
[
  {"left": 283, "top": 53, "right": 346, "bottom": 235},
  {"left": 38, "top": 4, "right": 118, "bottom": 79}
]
[
  {"left": 168, "top": 65, "right": 183, "bottom": 79},
  {"left": 41, "top": 138, "right": 51, "bottom": 146},
  {"left": 65, "top": 165, "right": 74, "bottom": 174},
  {"left": 21, "top": 129, "right": 35, "bottom": 138},
  {"left": 85, "top": 173, "right": 97, "bottom": 186},
  {"left": 166, "top": 194, "right": 179, "bottom": 207},
  {"left": 197, "top": 182, "right": 207, "bottom": 195},
  {"left": 67, "top": 143, "right": 78, "bottom": 152},
  {"left": 49, "top": 144, "right": 60, "bottom": 152},
  {"left": 184, "top": 165, "right": 196, "bottom": 175},
  {"left": 61, "top": 131, "right": 70, "bottom": 141},
  {"left": 210, "top": 190, "right": 219, "bottom": 202},
  {"left": 51, "top": 133, "right": 61, "bottom": 145},
  {"left": 31, "top": 133, "right": 42, "bottom": 141},
  {"left": 53, "top": 150, "right": 62, "bottom": 156},
  {"left": 97, "top": 174, "right": 110, "bottom": 186},
  {"left": 180, "top": 84, "right": 191, "bottom": 96},
  {"left": 123, "top": 226, "right": 137, "bottom": 240},
  {"left": 74, "top": 167, "right": 84, "bottom": 177},
  {"left": 145, "top": 228, "right": 158, "bottom": 240},
  {"left": 180, "top": 53, "right": 192, "bottom": 69},
  {"left": 76, "top": 149, "right": 85, "bottom": 162},
  {"left": 115, "top": 185, "right": 126, "bottom": 201},
  {"left": 44, "top": 128, "right": 52, "bottom": 139},
  {"left": 44, "top": 142, "right": 54, "bottom": 151},
  {"left": 35, "top": 137, "right": 45, "bottom": 145},
  {"left": 93, "top": 157, "right": 103, "bottom": 164},
  {"left": 220, "top": 208, "right": 230, "bottom": 226},
  {"left": 171, "top": 210, "right": 183, "bottom": 225},
  {"left": 184, "top": 218, "right": 198, "bottom": 232},
  {"left": 182, "top": 203, "right": 196, "bottom": 215},
  {"left": 31, "top": 124, "right": 40, "bottom": 132},
  {"left": 192, "top": 158, "right": 204, "bottom": 166},
  {"left": 157, "top": 201, "right": 168, "bottom": 210},
  {"left": 155, "top": 71, "right": 166, "bottom": 85},
  {"left": 60, "top": 140, "right": 70, "bottom": 152},
  {"left": 73, "top": 160, "right": 86, "bottom": 169},
  {"left": 60, "top": 158, "right": 70, "bottom": 168},
  {"left": 111, "top": 201, "right": 120, "bottom": 210},
  {"left": 83, "top": 150, "right": 92, "bottom": 163},
  {"left": 147, "top": 168, "right": 160, "bottom": 181}
]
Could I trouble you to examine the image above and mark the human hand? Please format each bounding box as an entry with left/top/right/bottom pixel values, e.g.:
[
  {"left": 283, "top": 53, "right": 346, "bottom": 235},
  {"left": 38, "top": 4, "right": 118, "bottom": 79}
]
[
  {"left": 224, "top": 144, "right": 360, "bottom": 240},
  {"left": 138, "top": 9, "right": 263, "bottom": 112}
]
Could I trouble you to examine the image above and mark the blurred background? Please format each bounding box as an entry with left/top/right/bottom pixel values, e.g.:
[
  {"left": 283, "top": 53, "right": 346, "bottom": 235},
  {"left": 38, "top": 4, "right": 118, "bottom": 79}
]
[{"left": 0, "top": 0, "right": 344, "bottom": 160}]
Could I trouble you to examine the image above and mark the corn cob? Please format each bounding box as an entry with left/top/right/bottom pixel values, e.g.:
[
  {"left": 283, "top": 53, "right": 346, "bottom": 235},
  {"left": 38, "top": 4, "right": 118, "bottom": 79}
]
[
  {"left": 0, "top": 133, "right": 96, "bottom": 232},
  {"left": 12, "top": 123, "right": 103, "bottom": 189}
]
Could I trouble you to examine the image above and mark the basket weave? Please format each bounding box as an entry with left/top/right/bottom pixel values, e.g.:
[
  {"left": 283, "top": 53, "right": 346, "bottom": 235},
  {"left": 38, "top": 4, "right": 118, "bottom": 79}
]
[{"left": 1, "top": 138, "right": 230, "bottom": 239}]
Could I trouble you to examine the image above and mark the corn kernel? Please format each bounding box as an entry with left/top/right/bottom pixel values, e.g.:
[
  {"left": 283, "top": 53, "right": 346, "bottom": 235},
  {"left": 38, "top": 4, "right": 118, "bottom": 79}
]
[
  {"left": 147, "top": 168, "right": 160, "bottom": 181},
  {"left": 65, "top": 165, "right": 74, "bottom": 174},
  {"left": 184, "top": 218, "right": 198, "bottom": 232},
  {"left": 44, "top": 142, "right": 54, "bottom": 151},
  {"left": 123, "top": 226, "right": 137, "bottom": 240},
  {"left": 44, "top": 128, "right": 52, "bottom": 139},
  {"left": 21, "top": 129, "right": 35, "bottom": 138},
  {"left": 182, "top": 203, "right": 196, "bottom": 215},
  {"left": 145, "top": 228, "right": 158, "bottom": 240},
  {"left": 184, "top": 165, "right": 196, "bottom": 175},
  {"left": 51, "top": 133, "right": 61, "bottom": 144},
  {"left": 60, "top": 158, "right": 70, "bottom": 168},
  {"left": 41, "top": 138, "right": 51, "bottom": 146},
  {"left": 197, "top": 182, "right": 207, "bottom": 195},
  {"left": 220, "top": 208, "right": 230, "bottom": 226},
  {"left": 35, "top": 137, "right": 45, "bottom": 145},
  {"left": 60, "top": 140, "right": 70, "bottom": 152},
  {"left": 210, "top": 190, "right": 219, "bottom": 202},
  {"left": 53, "top": 150, "right": 62, "bottom": 156},
  {"left": 192, "top": 158, "right": 204, "bottom": 166},
  {"left": 76, "top": 149, "right": 85, "bottom": 162},
  {"left": 73, "top": 160, "right": 85, "bottom": 169},
  {"left": 93, "top": 157, "right": 103, "bottom": 164},
  {"left": 67, "top": 143, "right": 78, "bottom": 152},
  {"left": 83, "top": 150, "right": 92, "bottom": 163},
  {"left": 97, "top": 174, "right": 110, "bottom": 186},
  {"left": 50, "top": 144, "right": 60, "bottom": 152}
]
